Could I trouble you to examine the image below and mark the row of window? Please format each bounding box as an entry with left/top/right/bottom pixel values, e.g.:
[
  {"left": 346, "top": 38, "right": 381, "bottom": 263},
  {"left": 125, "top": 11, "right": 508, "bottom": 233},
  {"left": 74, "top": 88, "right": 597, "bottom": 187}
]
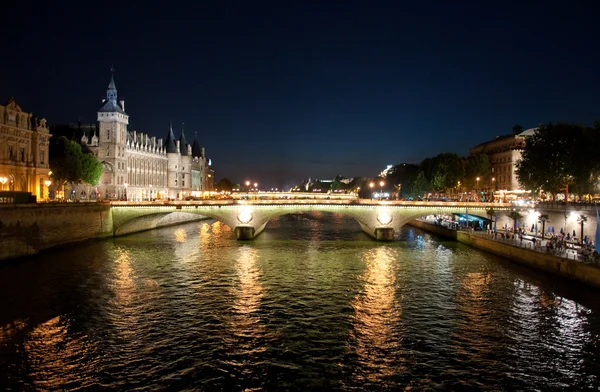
[{"left": 4, "top": 145, "right": 46, "bottom": 165}]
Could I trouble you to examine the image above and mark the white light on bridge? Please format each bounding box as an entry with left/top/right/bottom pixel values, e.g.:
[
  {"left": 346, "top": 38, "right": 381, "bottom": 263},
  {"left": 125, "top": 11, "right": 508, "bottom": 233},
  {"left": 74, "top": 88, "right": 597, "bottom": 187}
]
[
  {"left": 377, "top": 210, "right": 393, "bottom": 225},
  {"left": 237, "top": 207, "right": 253, "bottom": 224}
]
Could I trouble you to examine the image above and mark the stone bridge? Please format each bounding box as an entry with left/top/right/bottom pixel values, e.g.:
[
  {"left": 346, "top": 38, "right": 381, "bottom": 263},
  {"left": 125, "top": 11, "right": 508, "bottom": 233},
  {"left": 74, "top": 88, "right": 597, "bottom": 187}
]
[{"left": 110, "top": 200, "right": 522, "bottom": 240}]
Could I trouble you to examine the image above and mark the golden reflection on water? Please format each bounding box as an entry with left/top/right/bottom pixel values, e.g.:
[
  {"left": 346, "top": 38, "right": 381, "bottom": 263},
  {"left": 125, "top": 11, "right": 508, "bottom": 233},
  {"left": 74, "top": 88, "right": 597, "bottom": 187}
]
[
  {"left": 228, "top": 246, "right": 266, "bottom": 350},
  {"left": 24, "top": 316, "right": 98, "bottom": 390},
  {"left": 174, "top": 228, "right": 187, "bottom": 243},
  {"left": 199, "top": 222, "right": 211, "bottom": 246},
  {"left": 113, "top": 248, "right": 136, "bottom": 305},
  {"left": 351, "top": 246, "right": 402, "bottom": 382}
]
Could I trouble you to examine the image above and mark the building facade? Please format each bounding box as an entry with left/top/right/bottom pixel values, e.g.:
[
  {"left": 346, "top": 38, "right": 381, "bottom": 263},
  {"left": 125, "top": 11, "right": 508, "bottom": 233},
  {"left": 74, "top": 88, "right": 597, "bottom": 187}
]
[
  {"left": 75, "top": 71, "right": 213, "bottom": 201},
  {"left": 0, "top": 97, "right": 51, "bottom": 200},
  {"left": 469, "top": 126, "right": 536, "bottom": 198}
]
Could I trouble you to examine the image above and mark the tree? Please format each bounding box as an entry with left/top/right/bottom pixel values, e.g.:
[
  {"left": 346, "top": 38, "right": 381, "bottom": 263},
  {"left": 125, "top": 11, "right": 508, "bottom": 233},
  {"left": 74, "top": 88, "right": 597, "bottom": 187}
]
[
  {"left": 538, "top": 213, "right": 550, "bottom": 240},
  {"left": 50, "top": 136, "right": 102, "bottom": 189},
  {"left": 516, "top": 122, "right": 600, "bottom": 200},
  {"left": 80, "top": 151, "right": 103, "bottom": 186},
  {"left": 509, "top": 211, "right": 522, "bottom": 233},
  {"left": 408, "top": 171, "right": 430, "bottom": 199},
  {"left": 465, "top": 153, "right": 490, "bottom": 192},
  {"left": 384, "top": 163, "right": 420, "bottom": 199},
  {"left": 421, "top": 153, "right": 464, "bottom": 192},
  {"left": 215, "top": 178, "right": 233, "bottom": 192}
]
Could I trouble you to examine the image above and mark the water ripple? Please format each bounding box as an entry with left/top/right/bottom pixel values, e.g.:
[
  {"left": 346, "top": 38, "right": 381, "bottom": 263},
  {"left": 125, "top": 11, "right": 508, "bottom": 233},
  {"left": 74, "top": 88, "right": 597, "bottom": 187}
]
[{"left": 1, "top": 214, "right": 600, "bottom": 390}]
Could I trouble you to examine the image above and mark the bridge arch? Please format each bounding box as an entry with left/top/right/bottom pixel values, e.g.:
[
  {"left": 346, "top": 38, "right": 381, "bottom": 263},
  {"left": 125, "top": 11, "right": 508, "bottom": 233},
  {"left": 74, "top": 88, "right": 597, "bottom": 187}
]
[{"left": 110, "top": 202, "right": 520, "bottom": 240}]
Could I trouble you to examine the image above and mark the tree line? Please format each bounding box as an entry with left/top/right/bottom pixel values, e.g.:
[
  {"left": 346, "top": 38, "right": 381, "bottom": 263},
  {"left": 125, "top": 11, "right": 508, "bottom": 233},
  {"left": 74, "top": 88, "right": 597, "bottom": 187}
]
[{"left": 376, "top": 121, "right": 600, "bottom": 200}]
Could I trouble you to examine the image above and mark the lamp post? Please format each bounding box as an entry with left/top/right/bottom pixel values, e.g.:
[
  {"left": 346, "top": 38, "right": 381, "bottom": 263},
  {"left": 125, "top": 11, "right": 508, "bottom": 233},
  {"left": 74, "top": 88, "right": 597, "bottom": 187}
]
[
  {"left": 491, "top": 177, "right": 495, "bottom": 201},
  {"left": 245, "top": 180, "right": 250, "bottom": 199},
  {"left": 44, "top": 180, "right": 51, "bottom": 201},
  {"left": 369, "top": 182, "right": 374, "bottom": 199},
  {"left": 254, "top": 182, "right": 258, "bottom": 200},
  {"left": 476, "top": 177, "right": 480, "bottom": 201},
  {"left": 379, "top": 180, "right": 385, "bottom": 199}
]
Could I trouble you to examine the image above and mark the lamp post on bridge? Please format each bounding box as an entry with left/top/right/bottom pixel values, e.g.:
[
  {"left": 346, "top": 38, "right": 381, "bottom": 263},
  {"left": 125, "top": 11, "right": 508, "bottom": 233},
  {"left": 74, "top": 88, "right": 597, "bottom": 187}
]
[
  {"left": 369, "top": 182, "right": 374, "bottom": 199},
  {"left": 379, "top": 180, "right": 385, "bottom": 199}
]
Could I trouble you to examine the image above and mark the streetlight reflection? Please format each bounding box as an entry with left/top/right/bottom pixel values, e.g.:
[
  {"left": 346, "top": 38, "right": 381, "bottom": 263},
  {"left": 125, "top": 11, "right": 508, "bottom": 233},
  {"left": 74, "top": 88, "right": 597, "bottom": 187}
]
[{"left": 351, "top": 247, "right": 403, "bottom": 382}]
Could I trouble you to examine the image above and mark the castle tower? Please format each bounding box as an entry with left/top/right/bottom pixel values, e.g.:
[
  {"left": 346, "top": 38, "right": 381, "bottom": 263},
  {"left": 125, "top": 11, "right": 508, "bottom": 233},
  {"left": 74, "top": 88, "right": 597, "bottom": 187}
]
[
  {"left": 97, "top": 68, "right": 129, "bottom": 199},
  {"left": 164, "top": 124, "right": 181, "bottom": 199},
  {"left": 179, "top": 124, "right": 192, "bottom": 197}
]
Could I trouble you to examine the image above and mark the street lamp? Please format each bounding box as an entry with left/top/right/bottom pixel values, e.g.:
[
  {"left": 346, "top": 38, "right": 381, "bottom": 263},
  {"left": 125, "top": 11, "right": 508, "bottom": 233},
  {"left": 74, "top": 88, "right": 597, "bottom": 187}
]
[
  {"left": 254, "top": 182, "right": 258, "bottom": 199},
  {"left": 491, "top": 177, "right": 495, "bottom": 201},
  {"left": 369, "top": 182, "right": 374, "bottom": 199},
  {"left": 476, "top": 177, "right": 480, "bottom": 200},
  {"left": 44, "top": 180, "right": 51, "bottom": 201},
  {"left": 0, "top": 176, "right": 7, "bottom": 191},
  {"left": 379, "top": 180, "right": 385, "bottom": 198}
]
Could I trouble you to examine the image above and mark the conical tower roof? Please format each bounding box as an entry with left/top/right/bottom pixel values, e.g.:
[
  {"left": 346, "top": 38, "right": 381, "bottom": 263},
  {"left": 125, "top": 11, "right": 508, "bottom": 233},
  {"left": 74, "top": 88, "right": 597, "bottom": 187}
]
[
  {"left": 179, "top": 125, "right": 189, "bottom": 156},
  {"left": 192, "top": 132, "right": 202, "bottom": 158},
  {"left": 164, "top": 124, "right": 178, "bottom": 153}
]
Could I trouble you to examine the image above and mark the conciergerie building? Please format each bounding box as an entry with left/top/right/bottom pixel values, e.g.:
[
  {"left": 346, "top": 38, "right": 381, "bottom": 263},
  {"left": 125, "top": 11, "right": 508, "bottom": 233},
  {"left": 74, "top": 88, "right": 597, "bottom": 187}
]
[{"left": 75, "top": 71, "right": 214, "bottom": 201}]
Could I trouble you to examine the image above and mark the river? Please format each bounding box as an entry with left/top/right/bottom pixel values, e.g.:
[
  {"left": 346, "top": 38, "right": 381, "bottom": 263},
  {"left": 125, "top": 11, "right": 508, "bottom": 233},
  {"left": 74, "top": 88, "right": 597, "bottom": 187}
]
[{"left": 1, "top": 212, "right": 599, "bottom": 391}]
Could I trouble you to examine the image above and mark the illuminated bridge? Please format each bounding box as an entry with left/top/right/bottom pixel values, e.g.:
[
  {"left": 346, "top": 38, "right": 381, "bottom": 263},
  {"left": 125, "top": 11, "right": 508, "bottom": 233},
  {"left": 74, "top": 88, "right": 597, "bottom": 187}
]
[{"left": 110, "top": 199, "right": 524, "bottom": 241}]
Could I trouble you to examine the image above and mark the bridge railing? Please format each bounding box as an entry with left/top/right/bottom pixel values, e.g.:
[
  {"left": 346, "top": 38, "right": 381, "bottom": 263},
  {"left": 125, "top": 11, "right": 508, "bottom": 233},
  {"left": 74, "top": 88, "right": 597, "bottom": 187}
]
[{"left": 109, "top": 199, "right": 526, "bottom": 208}]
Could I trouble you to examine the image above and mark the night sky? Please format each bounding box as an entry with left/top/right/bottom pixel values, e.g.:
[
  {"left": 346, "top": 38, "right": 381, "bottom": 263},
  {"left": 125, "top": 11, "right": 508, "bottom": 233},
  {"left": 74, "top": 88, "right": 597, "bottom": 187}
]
[{"left": 2, "top": 1, "right": 599, "bottom": 189}]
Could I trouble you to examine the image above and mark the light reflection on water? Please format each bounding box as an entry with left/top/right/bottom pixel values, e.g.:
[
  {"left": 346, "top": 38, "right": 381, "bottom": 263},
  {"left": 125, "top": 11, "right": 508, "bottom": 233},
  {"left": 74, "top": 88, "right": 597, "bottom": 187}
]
[
  {"left": 1, "top": 212, "right": 600, "bottom": 390},
  {"left": 351, "top": 246, "right": 403, "bottom": 384}
]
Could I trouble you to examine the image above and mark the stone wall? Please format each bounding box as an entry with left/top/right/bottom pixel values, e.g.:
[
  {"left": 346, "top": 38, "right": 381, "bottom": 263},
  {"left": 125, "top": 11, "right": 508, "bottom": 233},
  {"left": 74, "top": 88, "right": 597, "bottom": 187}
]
[
  {"left": 0, "top": 204, "right": 211, "bottom": 261},
  {"left": 409, "top": 220, "right": 600, "bottom": 289},
  {"left": 0, "top": 203, "right": 113, "bottom": 260}
]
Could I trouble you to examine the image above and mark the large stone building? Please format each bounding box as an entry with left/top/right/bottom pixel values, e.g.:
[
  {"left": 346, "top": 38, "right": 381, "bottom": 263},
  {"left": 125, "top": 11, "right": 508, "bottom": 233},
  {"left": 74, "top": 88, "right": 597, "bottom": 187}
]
[
  {"left": 469, "top": 125, "right": 537, "bottom": 199},
  {"left": 0, "top": 97, "right": 51, "bottom": 201},
  {"left": 75, "top": 71, "right": 213, "bottom": 201}
]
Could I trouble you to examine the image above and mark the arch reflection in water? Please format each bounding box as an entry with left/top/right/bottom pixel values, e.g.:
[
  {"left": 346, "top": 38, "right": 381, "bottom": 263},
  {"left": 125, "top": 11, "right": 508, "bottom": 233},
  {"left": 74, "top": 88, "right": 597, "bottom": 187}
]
[{"left": 350, "top": 246, "right": 404, "bottom": 383}]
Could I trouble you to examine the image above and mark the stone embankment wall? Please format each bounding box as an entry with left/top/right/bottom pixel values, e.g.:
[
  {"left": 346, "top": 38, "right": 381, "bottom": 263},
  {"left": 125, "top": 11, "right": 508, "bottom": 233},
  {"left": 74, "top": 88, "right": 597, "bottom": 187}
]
[
  {"left": 0, "top": 204, "right": 208, "bottom": 261},
  {"left": 0, "top": 204, "right": 113, "bottom": 260},
  {"left": 409, "top": 220, "right": 600, "bottom": 289}
]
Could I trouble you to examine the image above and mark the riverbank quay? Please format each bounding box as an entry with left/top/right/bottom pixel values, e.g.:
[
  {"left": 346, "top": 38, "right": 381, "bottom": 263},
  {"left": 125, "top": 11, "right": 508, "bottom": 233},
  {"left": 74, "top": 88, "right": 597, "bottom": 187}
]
[
  {"left": 409, "top": 219, "right": 600, "bottom": 289},
  {"left": 0, "top": 203, "right": 207, "bottom": 261}
]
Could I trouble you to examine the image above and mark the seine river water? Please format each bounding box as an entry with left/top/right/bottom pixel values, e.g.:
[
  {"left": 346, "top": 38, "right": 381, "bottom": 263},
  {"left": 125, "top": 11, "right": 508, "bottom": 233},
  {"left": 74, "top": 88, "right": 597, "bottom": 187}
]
[{"left": 1, "top": 212, "right": 600, "bottom": 391}]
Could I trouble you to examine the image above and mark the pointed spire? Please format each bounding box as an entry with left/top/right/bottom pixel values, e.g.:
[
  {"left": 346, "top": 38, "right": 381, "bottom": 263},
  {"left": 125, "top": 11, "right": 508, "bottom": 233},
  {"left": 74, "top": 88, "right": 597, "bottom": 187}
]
[
  {"left": 192, "top": 131, "right": 202, "bottom": 158},
  {"left": 179, "top": 122, "right": 189, "bottom": 156},
  {"left": 108, "top": 66, "right": 116, "bottom": 90},
  {"left": 164, "top": 122, "right": 178, "bottom": 153}
]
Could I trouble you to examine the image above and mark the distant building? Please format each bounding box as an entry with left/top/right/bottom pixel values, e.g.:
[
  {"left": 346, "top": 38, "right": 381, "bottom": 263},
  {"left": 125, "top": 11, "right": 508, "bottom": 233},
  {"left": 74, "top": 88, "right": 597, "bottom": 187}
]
[
  {"left": 469, "top": 125, "right": 537, "bottom": 197},
  {"left": 70, "top": 70, "right": 213, "bottom": 201},
  {"left": 0, "top": 97, "right": 51, "bottom": 200}
]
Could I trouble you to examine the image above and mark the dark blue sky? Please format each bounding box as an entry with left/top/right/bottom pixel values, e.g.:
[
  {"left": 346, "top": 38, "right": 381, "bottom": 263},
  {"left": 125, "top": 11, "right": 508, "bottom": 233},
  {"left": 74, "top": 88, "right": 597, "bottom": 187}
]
[{"left": 2, "top": 1, "right": 599, "bottom": 189}]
